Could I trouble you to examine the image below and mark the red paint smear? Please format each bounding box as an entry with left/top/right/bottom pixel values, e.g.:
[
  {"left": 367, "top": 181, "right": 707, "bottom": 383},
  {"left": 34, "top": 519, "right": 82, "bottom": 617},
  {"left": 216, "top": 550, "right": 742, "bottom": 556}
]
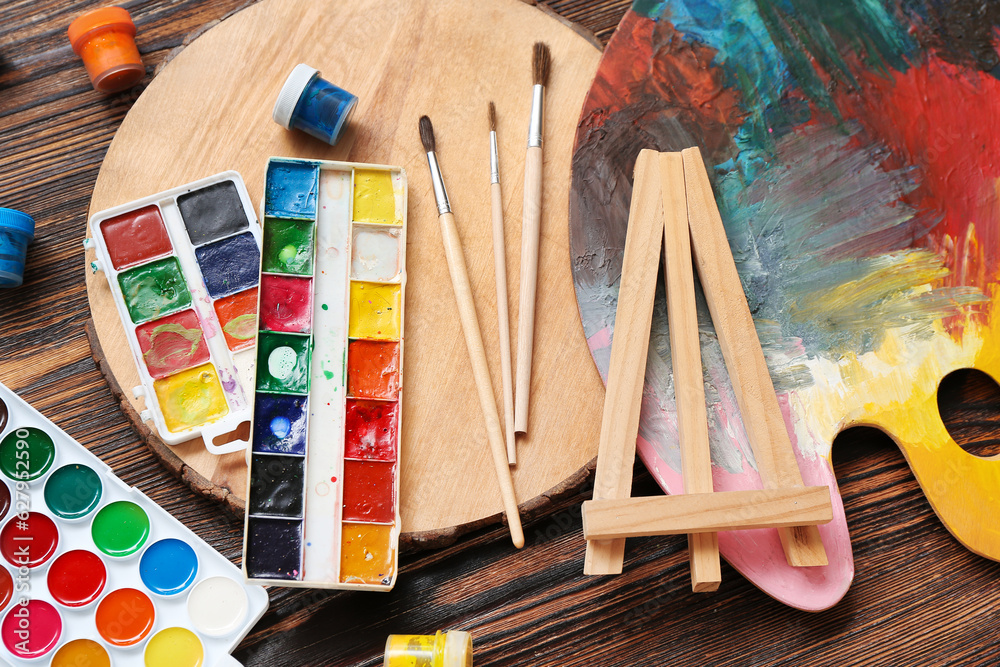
[
  {"left": 342, "top": 459, "right": 395, "bottom": 523},
  {"left": 100, "top": 205, "right": 172, "bottom": 271},
  {"left": 345, "top": 399, "right": 398, "bottom": 462},
  {"left": 0, "top": 512, "right": 57, "bottom": 569},
  {"left": 347, "top": 340, "right": 399, "bottom": 400},
  {"left": 260, "top": 274, "right": 313, "bottom": 333},
  {"left": 834, "top": 53, "right": 1000, "bottom": 289},
  {"left": 214, "top": 287, "right": 258, "bottom": 352},
  {"left": 135, "top": 309, "right": 209, "bottom": 378},
  {"left": 576, "top": 12, "right": 742, "bottom": 144},
  {"left": 47, "top": 550, "right": 107, "bottom": 607}
]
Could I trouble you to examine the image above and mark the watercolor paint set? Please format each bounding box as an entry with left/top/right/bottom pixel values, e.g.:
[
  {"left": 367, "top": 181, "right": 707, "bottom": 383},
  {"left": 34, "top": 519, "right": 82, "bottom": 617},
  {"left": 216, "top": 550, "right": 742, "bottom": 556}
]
[
  {"left": 243, "top": 157, "right": 406, "bottom": 590},
  {"left": 87, "top": 172, "right": 262, "bottom": 454},
  {"left": 0, "top": 382, "right": 268, "bottom": 665}
]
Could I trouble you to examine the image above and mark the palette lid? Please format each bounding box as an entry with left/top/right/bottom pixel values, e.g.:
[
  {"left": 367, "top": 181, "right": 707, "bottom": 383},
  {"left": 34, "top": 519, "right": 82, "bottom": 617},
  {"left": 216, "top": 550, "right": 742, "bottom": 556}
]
[
  {"left": 273, "top": 63, "right": 319, "bottom": 129},
  {"left": 0, "top": 208, "right": 35, "bottom": 241}
]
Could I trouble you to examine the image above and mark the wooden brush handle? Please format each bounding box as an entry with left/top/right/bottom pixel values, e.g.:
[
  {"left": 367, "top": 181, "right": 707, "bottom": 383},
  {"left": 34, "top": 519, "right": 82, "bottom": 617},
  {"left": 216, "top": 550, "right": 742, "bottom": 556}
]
[
  {"left": 492, "top": 181, "right": 517, "bottom": 464},
  {"left": 514, "top": 144, "right": 543, "bottom": 433},
  {"left": 438, "top": 211, "right": 524, "bottom": 548}
]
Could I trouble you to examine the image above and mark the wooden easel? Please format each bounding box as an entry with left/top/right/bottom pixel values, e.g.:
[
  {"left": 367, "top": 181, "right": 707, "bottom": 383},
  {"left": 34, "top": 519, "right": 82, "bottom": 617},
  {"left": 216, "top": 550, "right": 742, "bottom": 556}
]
[{"left": 582, "top": 148, "right": 833, "bottom": 591}]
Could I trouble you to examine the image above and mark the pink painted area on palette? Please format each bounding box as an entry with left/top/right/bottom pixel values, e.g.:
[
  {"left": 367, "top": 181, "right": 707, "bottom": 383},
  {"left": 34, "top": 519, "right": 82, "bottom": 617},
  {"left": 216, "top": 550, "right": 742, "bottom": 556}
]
[
  {"left": 637, "top": 428, "right": 852, "bottom": 611},
  {"left": 259, "top": 274, "right": 313, "bottom": 333},
  {"left": 135, "top": 309, "right": 210, "bottom": 379}
]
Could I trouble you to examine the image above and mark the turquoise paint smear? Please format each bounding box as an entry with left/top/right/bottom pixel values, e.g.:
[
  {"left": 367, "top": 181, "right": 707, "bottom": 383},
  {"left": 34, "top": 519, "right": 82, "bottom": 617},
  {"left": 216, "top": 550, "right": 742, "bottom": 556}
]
[
  {"left": 626, "top": 1, "right": 962, "bottom": 362},
  {"left": 715, "top": 122, "right": 987, "bottom": 357},
  {"left": 656, "top": 0, "right": 794, "bottom": 167},
  {"left": 635, "top": 0, "right": 916, "bottom": 180}
]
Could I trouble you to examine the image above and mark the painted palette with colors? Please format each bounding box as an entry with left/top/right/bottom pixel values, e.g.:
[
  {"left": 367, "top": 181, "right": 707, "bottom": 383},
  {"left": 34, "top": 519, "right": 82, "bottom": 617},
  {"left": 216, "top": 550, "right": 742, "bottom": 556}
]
[
  {"left": 87, "top": 172, "right": 262, "bottom": 453},
  {"left": 0, "top": 382, "right": 268, "bottom": 666},
  {"left": 243, "top": 157, "right": 406, "bottom": 590}
]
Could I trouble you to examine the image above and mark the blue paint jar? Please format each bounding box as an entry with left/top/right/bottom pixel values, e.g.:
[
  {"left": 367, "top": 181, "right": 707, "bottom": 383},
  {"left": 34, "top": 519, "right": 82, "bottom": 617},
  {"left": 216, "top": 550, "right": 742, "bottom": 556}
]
[
  {"left": 0, "top": 208, "right": 35, "bottom": 287},
  {"left": 273, "top": 64, "right": 358, "bottom": 146}
]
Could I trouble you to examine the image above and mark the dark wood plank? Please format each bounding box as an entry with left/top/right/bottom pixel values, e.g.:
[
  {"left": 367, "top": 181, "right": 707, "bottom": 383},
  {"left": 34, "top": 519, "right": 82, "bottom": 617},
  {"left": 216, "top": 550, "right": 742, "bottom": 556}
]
[{"left": 1, "top": 1, "right": 999, "bottom": 665}]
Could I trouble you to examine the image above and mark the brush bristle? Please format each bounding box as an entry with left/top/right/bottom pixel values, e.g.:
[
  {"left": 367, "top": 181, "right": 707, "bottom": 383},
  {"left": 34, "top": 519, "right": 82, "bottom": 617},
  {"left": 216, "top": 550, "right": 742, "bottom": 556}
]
[
  {"left": 419, "top": 115, "right": 436, "bottom": 153},
  {"left": 488, "top": 102, "right": 496, "bottom": 132},
  {"left": 533, "top": 42, "right": 551, "bottom": 87}
]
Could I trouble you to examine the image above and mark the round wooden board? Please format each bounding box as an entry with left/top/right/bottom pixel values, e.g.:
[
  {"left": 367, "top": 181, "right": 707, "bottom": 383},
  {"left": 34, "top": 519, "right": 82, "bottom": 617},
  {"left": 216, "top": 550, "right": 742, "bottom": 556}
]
[{"left": 84, "top": 0, "right": 605, "bottom": 547}]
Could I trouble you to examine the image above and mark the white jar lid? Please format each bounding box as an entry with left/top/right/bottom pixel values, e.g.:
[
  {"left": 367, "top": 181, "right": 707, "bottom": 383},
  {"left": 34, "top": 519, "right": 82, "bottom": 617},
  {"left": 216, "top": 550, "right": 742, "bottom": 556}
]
[
  {"left": 272, "top": 64, "right": 319, "bottom": 129},
  {"left": 443, "top": 630, "right": 473, "bottom": 667}
]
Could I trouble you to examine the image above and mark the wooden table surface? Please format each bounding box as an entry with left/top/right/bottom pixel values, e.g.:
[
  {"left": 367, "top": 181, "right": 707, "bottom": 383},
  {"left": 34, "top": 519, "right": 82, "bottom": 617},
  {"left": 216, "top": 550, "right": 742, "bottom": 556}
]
[{"left": 2, "top": 1, "right": 1000, "bottom": 665}]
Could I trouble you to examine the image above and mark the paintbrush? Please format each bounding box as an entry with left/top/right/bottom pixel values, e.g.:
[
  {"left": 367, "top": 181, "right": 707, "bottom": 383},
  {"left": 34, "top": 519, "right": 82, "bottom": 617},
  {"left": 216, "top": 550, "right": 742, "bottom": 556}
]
[
  {"left": 514, "top": 41, "right": 550, "bottom": 435},
  {"left": 419, "top": 115, "right": 524, "bottom": 548},
  {"left": 489, "top": 101, "right": 517, "bottom": 465}
]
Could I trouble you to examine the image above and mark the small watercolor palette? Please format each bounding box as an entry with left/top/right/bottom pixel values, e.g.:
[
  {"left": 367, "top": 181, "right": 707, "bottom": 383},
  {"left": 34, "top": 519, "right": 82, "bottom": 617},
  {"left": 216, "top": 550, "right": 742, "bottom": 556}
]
[
  {"left": 87, "top": 172, "right": 262, "bottom": 454},
  {"left": 243, "top": 157, "right": 406, "bottom": 591},
  {"left": 0, "top": 382, "right": 268, "bottom": 666}
]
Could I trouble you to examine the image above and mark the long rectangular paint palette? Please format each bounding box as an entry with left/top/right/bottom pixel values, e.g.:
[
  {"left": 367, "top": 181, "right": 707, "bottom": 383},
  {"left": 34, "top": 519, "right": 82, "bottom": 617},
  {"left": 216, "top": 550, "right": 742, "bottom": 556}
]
[
  {"left": 0, "top": 381, "right": 268, "bottom": 666},
  {"left": 243, "top": 158, "right": 406, "bottom": 590},
  {"left": 87, "top": 172, "right": 262, "bottom": 454}
]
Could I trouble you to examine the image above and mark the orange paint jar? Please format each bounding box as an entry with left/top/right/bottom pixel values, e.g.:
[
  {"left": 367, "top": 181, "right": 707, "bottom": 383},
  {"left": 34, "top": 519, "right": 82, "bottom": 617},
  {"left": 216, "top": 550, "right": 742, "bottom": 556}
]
[{"left": 67, "top": 6, "right": 144, "bottom": 93}]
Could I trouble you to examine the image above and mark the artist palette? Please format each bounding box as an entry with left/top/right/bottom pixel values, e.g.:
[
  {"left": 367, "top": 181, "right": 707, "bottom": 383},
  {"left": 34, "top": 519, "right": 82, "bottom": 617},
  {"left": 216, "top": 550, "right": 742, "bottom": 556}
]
[
  {"left": 87, "top": 173, "right": 262, "bottom": 453},
  {"left": 0, "top": 382, "right": 268, "bottom": 666},
  {"left": 243, "top": 158, "right": 406, "bottom": 590}
]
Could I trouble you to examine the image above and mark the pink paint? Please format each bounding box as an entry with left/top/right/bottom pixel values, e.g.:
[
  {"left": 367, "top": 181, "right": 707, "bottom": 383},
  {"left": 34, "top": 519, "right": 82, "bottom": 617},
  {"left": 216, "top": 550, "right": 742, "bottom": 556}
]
[
  {"left": 134, "top": 309, "right": 210, "bottom": 378},
  {"left": 587, "top": 327, "right": 612, "bottom": 359},
  {"left": 634, "top": 386, "right": 854, "bottom": 612},
  {"left": 1, "top": 599, "right": 61, "bottom": 659},
  {"left": 259, "top": 274, "right": 313, "bottom": 333},
  {"left": 345, "top": 400, "right": 398, "bottom": 461}
]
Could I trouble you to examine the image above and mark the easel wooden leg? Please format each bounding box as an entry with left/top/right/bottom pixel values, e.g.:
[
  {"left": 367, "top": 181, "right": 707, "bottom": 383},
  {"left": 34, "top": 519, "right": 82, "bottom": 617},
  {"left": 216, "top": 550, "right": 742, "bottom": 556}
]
[
  {"left": 584, "top": 150, "right": 666, "bottom": 575},
  {"left": 660, "top": 152, "right": 720, "bottom": 592},
  {"left": 681, "top": 148, "right": 827, "bottom": 567},
  {"left": 583, "top": 149, "right": 831, "bottom": 583}
]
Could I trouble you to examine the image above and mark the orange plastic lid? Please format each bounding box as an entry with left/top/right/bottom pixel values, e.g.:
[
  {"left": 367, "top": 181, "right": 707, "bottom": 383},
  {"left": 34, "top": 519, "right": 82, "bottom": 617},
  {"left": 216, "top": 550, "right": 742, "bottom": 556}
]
[{"left": 67, "top": 6, "right": 136, "bottom": 54}]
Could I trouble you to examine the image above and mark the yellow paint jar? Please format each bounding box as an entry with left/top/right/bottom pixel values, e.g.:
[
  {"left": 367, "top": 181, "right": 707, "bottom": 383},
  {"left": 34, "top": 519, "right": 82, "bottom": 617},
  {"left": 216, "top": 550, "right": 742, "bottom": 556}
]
[{"left": 384, "top": 630, "right": 473, "bottom": 667}]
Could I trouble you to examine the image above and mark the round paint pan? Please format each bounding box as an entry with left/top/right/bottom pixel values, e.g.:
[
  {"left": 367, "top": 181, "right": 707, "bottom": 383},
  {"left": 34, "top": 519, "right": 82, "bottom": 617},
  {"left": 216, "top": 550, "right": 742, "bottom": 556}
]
[
  {"left": 44, "top": 464, "right": 103, "bottom": 521},
  {"left": 144, "top": 627, "right": 204, "bottom": 667},
  {"left": 47, "top": 549, "right": 108, "bottom": 608},
  {"left": 0, "top": 568, "right": 12, "bottom": 613},
  {"left": 51, "top": 639, "right": 111, "bottom": 667},
  {"left": 95, "top": 587, "right": 155, "bottom": 648},
  {"left": 139, "top": 538, "right": 199, "bottom": 597},
  {"left": 91, "top": 500, "right": 150, "bottom": 558},
  {"left": 0, "top": 599, "right": 62, "bottom": 660},
  {"left": 186, "top": 576, "right": 248, "bottom": 637},
  {"left": 0, "top": 512, "right": 58, "bottom": 569},
  {"left": 0, "top": 426, "right": 56, "bottom": 484}
]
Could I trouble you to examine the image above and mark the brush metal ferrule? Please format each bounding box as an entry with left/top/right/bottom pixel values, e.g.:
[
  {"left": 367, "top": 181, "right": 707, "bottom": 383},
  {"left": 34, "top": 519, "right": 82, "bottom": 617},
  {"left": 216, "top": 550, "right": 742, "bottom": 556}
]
[
  {"left": 528, "top": 84, "right": 544, "bottom": 148},
  {"left": 425, "top": 150, "right": 451, "bottom": 215},
  {"left": 490, "top": 130, "right": 500, "bottom": 184}
]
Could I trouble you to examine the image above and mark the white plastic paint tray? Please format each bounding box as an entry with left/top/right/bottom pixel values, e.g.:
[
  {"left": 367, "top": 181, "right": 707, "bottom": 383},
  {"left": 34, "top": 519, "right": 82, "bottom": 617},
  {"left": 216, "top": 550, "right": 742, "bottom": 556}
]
[
  {"left": 87, "top": 172, "right": 262, "bottom": 454},
  {"left": 0, "top": 381, "right": 268, "bottom": 665},
  {"left": 243, "top": 157, "right": 406, "bottom": 591}
]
